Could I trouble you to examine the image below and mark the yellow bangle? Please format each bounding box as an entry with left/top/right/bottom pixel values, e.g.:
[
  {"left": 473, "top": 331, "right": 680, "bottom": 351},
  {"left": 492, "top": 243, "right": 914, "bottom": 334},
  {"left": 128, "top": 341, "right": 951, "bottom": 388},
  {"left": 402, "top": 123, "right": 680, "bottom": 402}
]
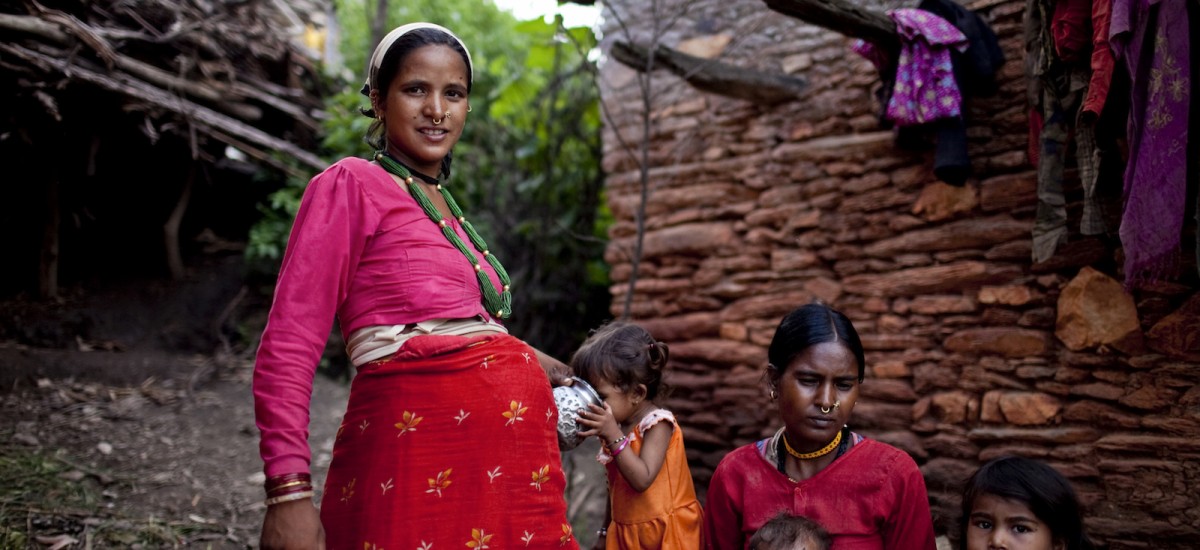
[
  {"left": 267, "top": 480, "right": 310, "bottom": 494},
  {"left": 263, "top": 490, "right": 315, "bottom": 507}
]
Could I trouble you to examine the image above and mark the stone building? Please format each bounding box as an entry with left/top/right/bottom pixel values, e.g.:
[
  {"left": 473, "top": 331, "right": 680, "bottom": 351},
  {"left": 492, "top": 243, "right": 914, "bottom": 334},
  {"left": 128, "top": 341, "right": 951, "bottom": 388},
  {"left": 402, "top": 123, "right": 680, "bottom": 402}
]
[{"left": 594, "top": 0, "right": 1199, "bottom": 547}]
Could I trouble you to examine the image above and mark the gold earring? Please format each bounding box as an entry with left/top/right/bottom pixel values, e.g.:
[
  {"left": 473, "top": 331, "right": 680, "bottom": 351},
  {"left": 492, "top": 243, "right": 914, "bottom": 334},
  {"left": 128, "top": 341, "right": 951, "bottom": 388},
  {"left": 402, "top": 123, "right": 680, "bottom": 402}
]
[
  {"left": 467, "top": 104, "right": 472, "bottom": 113},
  {"left": 769, "top": 389, "right": 778, "bottom": 400}
]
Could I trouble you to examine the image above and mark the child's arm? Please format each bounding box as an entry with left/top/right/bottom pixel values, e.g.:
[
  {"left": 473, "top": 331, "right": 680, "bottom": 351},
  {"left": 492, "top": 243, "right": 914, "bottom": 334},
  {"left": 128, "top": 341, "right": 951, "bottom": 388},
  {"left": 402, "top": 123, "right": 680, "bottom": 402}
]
[
  {"left": 612, "top": 419, "right": 672, "bottom": 492},
  {"left": 577, "top": 403, "right": 672, "bottom": 492}
]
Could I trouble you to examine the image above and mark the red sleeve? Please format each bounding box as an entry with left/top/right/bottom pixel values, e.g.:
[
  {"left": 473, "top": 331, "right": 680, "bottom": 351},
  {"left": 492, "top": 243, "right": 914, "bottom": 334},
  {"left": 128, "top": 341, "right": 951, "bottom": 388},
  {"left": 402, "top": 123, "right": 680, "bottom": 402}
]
[
  {"left": 880, "top": 451, "right": 938, "bottom": 550},
  {"left": 1081, "top": 0, "right": 1115, "bottom": 119},
  {"left": 252, "top": 161, "right": 378, "bottom": 477},
  {"left": 702, "top": 453, "right": 747, "bottom": 550},
  {"left": 1050, "top": 0, "right": 1092, "bottom": 62}
]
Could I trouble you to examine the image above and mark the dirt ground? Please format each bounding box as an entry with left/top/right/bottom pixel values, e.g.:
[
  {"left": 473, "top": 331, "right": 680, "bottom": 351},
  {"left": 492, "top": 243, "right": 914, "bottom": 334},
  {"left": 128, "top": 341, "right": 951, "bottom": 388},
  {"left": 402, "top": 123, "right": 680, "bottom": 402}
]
[
  {"left": 0, "top": 254, "right": 609, "bottom": 549},
  {"left": 0, "top": 348, "right": 350, "bottom": 549},
  {"left": 0, "top": 349, "right": 609, "bottom": 550}
]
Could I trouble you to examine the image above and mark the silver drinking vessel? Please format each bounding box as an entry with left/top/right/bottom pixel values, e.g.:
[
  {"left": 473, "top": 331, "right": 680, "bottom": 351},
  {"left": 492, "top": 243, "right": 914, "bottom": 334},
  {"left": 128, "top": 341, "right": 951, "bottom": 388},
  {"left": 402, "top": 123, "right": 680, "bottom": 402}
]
[{"left": 553, "top": 377, "right": 603, "bottom": 451}]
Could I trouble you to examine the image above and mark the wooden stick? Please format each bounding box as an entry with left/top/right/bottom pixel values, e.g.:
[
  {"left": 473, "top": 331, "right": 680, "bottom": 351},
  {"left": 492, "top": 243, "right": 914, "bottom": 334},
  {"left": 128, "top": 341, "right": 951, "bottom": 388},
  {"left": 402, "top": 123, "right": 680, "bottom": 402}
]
[
  {"left": 610, "top": 40, "right": 807, "bottom": 104},
  {"left": 1, "top": 42, "right": 326, "bottom": 170},
  {"left": 762, "top": 0, "right": 899, "bottom": 51}
]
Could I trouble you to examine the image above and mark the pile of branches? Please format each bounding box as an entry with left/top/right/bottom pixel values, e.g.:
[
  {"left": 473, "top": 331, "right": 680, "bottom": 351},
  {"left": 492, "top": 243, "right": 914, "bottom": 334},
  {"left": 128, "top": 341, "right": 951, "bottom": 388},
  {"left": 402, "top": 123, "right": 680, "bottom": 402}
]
[{"left": 0, "top": 0, "right": 328, "bottom": 175}]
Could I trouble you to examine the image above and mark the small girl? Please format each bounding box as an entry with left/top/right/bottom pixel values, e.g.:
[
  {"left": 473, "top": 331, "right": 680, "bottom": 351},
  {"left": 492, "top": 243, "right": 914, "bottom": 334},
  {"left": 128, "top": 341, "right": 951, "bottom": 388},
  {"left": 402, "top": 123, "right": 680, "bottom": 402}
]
[
  {"left": 573, "top": 321, "right": 703, "bottom": 549},
  {"left": 960, "top": 456, "right": 1097, "bottom": 550}
]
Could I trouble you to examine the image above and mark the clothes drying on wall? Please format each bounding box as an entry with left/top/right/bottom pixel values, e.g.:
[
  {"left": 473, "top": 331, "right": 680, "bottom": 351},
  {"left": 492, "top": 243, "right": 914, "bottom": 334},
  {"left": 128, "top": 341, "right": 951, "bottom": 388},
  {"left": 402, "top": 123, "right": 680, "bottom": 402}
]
[
  {"left": 854, "top": 1, "right": 1005, "bottom": 187},
  {"left": 1026, "top": 0, "right": 1197, "bottom": 286}
]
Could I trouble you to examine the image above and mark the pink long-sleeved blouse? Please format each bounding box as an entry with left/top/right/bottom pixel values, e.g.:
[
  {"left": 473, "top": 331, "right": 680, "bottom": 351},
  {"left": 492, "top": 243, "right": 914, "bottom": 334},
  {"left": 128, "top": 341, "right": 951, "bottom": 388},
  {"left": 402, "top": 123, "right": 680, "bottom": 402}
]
[{"left": 252, "top": 156, "right": 504, "bottom": 476}]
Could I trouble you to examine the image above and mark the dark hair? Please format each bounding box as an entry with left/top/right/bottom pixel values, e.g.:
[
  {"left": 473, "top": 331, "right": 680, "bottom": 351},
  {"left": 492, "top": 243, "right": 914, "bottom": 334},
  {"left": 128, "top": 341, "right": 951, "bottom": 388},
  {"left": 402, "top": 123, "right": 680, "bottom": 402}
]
[
  {"left": 362, "top": 27, "right": 472, "bottom": 175},
  {"left": 570, "top": 321, "right": 669, "bottom": 400},
  {"left": 959, "top": 456, "right": 1096, "bottom": 550},
  {"left": 766, "top": 303, "right": 865, "bottom": 385},
  {"left": 749, "top": 512, "right": 832, "bottom": 550}
]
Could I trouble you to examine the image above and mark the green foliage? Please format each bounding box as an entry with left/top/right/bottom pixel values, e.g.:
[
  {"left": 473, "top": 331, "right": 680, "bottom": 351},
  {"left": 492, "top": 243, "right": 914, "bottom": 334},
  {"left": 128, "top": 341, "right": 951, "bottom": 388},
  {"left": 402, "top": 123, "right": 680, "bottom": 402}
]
[{"left": 245, "top": 1, "right": 609, "bottom": 359}]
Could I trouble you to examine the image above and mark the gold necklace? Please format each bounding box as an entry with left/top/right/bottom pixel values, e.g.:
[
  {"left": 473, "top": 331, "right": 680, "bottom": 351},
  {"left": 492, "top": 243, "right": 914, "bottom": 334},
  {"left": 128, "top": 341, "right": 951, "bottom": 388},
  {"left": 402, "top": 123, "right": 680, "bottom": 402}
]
[{"left": 782, "top": 430, "right": 842, "bottom": 460}]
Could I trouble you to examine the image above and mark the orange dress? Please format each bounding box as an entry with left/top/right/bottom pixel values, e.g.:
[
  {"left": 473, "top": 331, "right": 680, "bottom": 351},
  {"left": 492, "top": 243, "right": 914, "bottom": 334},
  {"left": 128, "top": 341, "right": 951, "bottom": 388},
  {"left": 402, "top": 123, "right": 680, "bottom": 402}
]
[{"left": 598, "top": 409, "right": 703, "bottom": 549}]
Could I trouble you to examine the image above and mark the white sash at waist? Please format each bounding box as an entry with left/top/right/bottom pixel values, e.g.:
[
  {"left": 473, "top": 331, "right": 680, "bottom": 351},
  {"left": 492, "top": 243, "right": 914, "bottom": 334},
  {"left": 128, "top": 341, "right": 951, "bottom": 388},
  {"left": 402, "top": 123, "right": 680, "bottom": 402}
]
[{"left": 346, "top": 317, "right": 508, "bottom": 366}]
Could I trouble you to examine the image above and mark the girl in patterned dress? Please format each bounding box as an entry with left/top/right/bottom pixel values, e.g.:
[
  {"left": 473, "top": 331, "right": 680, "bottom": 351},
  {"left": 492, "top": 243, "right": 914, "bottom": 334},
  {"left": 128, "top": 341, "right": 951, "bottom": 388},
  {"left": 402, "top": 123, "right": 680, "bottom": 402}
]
[{"left": 573, "top": 322, "right": 703, "bottom": 549}]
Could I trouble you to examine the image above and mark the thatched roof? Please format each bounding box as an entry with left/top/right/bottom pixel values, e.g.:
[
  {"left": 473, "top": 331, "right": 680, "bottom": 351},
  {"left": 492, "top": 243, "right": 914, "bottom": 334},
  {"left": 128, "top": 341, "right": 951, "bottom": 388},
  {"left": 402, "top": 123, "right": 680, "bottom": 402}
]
[{"left": 0, "top": 0, "right": 328, "bottom": 176}]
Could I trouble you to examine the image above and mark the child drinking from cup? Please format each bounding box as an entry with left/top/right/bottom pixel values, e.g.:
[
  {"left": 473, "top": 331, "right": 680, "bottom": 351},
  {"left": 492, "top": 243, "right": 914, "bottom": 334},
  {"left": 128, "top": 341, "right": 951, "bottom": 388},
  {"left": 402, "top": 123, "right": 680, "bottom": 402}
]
[{"left": 573, "top": 321, "right": 703, "bottom": 549}]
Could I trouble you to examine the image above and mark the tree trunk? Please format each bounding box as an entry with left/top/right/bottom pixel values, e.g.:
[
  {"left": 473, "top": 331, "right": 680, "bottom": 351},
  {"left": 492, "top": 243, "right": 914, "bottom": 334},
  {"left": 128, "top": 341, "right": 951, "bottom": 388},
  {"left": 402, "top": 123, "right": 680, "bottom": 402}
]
[
  {"left": 164, "top": 164, "right": 194, "bottom": 280},
  {"left": 367, "top": 0, "right": 388, "bottom": 78},
  {"left": 39, "top": 170, "right": 59, "bottom": 299}
]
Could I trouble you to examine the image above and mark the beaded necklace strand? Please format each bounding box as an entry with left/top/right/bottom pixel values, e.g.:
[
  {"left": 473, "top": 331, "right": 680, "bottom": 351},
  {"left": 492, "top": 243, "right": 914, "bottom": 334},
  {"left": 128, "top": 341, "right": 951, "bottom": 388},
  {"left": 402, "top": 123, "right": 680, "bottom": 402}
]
[{"left": 375, "top": 151, "right": 512, "bottom": 319}]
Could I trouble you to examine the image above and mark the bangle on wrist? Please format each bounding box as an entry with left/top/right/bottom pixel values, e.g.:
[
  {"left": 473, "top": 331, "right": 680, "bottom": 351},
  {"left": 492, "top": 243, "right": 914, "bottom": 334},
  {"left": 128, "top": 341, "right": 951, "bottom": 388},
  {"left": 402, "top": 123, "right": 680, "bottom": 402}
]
[
  {"left": 607, "top": 435, "right": 627, "bottom": 450},
  {"left": 265, "top": 473, "right": 311, "bottom": 492},
  {"left": 610, "top": 437, "right": 631, "bottom": 457},
  {"left": 267, "top": 480, "right": 311, "bottom": 494},
  {"left": 263, "top": 490, "right": 315, "bottom": 507}
]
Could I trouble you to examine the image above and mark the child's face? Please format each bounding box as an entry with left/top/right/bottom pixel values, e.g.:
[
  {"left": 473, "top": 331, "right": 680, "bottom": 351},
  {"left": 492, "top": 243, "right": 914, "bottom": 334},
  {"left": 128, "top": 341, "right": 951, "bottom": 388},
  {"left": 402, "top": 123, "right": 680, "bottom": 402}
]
[
  {"left": 967, "top": 493, "right": 1062, "bottom": 550},
  {"left": 590, "top": 378, "right": 642, "bottom": 424}
]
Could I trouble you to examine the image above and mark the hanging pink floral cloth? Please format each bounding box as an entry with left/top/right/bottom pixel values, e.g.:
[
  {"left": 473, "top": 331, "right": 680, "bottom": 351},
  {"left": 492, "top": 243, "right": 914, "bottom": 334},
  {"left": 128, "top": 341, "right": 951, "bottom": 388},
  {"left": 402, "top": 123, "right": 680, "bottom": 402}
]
[{"left": 855, "top": 9, "right": 969, "bottom": 126}]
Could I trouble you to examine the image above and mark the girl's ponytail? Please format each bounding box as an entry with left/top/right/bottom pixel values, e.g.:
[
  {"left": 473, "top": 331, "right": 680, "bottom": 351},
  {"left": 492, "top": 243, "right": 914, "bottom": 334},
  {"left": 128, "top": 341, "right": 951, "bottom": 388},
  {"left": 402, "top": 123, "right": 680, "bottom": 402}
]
[{"left": 647, "top": 341, "right": 669, "bottom": 370}]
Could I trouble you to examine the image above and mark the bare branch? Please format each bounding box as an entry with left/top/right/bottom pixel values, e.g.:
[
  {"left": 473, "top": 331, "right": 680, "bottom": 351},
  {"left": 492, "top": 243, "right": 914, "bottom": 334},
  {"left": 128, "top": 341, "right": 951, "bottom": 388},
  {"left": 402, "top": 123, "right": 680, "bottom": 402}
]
[
  {"left": 1, "top": 42, "right": 326, "bottom": 171},
  {"left": 762, "top": 0, "right": 899, "bottom": 50},
  {"left": 611, "top": 40, "right": 806, "bottom": 104}
]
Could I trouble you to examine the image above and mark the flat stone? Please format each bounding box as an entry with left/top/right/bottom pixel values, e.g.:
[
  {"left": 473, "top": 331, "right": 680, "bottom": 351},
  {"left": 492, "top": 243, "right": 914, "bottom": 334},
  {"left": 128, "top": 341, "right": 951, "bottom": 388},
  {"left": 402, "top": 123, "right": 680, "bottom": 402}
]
[
  {"left": 997, "top": 392, "right": 1062, "bottom": 425},
  {"left": 911, "top": 181, "right": 979, "bottom": 222},
  {"left": 1146, "top": 293, "right": 1200, "bottom": 359},
  {"left": 944, "top": 328, "right": 1049, "bottom": 357},
  {"left": 967, "top": 426, "right": 1100, "bottom": 444},
  {"left": 978, "top": 285, "right": 1038, "bottom": 306},
  {"left": 1055, "top": 267, "right": 1143, "bottom": 353}
]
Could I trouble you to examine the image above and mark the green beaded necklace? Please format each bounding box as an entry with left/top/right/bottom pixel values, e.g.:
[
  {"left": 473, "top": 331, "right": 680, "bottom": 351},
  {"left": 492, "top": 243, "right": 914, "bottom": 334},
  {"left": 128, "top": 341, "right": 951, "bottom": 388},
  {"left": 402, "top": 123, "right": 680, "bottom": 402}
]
[{"left": 375, "top": 151, "right": 512, "bottom": 319}]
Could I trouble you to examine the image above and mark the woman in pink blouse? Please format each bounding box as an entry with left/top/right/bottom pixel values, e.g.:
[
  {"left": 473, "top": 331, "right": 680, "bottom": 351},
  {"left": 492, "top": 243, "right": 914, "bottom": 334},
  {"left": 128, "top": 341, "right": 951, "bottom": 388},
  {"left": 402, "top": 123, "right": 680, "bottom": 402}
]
[
  {"left": 702, "top": 303, "right": 936, "bottom": 550},
  {"left": 254, "top": 22, "right": 578, "bottom": 550}
]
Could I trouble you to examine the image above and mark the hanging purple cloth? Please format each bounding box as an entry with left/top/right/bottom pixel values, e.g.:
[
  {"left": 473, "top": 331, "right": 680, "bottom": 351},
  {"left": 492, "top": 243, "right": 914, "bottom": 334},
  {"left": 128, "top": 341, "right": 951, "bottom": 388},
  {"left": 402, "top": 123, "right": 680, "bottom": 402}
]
[
  {"left": 855, "top": 9, "right": 968, "bottom": 126},
  {"left": 1110, "top": 0, "right": 1190, "bottom": 286}
]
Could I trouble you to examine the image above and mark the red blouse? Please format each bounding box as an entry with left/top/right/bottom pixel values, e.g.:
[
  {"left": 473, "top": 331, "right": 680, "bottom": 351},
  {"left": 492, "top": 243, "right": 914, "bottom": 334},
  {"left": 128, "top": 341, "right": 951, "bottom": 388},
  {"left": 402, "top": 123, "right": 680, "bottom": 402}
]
[
  {"left": 702, "top": 436, "right": 937, "bottom": 550},
  {"left": 252, "top": 157, "right": 505, "bottom": 477}
]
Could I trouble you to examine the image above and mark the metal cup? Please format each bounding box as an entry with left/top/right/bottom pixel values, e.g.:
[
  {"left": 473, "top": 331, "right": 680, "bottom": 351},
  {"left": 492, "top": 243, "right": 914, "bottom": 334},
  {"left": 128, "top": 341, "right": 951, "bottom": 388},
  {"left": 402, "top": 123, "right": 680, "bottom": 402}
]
[{"left": 553, "top": 377, "right": 603, "bottom": 451}]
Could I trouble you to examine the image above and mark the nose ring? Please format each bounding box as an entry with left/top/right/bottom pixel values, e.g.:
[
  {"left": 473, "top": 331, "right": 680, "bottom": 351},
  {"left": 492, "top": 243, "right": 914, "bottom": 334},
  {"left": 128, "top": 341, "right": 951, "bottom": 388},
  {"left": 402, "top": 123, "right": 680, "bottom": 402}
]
[
  {"left": 431, "top": 111, "right": 451, "bottom": 125},
  {"left": 820, "top": 401, "right": 841, "bottom": 414}
]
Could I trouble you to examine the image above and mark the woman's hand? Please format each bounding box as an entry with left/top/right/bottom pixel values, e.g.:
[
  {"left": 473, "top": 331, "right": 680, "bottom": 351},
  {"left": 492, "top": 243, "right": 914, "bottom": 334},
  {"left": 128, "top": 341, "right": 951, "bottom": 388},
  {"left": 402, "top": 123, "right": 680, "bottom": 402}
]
[
  {"left": 260, "top": 498, "right": 325, "bottom": 550},
  {"left": 576, "top": 402, "right": 623, "bottom": 446},
  {"left": 531, "top": 346, "right": 572, "bottom": 387}
]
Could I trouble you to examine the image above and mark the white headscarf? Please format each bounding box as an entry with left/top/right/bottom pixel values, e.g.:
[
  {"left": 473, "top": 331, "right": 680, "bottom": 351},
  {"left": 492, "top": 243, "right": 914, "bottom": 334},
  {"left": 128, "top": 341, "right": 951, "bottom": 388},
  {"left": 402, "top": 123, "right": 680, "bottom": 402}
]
[{"left": 363, "top": 22, "right": 473, "bottom": 95}]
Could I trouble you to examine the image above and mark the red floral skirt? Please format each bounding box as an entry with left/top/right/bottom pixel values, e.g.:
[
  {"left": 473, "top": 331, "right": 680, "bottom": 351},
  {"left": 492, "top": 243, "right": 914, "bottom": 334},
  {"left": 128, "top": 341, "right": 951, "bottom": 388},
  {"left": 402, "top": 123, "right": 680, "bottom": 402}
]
[{"left": 320, "top": 333, "right": 578, "bottom": 549}]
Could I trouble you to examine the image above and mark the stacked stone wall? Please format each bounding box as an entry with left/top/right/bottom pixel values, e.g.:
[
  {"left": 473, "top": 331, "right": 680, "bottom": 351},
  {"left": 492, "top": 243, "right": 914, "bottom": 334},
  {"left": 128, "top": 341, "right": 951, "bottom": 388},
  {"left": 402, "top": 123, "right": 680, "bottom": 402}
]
[{"left": 597, "top": 0, "right": 1200, "bottom": 547}]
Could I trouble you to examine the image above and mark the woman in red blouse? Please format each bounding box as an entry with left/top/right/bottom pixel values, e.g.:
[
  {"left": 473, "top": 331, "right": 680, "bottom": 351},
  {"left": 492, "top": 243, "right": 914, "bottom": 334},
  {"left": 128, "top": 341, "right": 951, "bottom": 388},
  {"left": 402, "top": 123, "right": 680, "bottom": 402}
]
[
  {"left": 702, "top": 303, "right": 937, "bottom": 550},
  {"left": 254, "top": 22, "right": 578, "bottom": 550}
]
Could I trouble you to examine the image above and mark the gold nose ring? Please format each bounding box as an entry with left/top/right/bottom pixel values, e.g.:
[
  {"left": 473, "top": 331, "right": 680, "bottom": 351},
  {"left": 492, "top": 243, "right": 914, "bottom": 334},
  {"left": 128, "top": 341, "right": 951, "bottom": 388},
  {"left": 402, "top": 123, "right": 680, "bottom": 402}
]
[
  {"left": 820, "top": 401, "right": 841, "bottom": 414},
  {"left": 431, "top": 111, "right": 451, "bottom": 125}
]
